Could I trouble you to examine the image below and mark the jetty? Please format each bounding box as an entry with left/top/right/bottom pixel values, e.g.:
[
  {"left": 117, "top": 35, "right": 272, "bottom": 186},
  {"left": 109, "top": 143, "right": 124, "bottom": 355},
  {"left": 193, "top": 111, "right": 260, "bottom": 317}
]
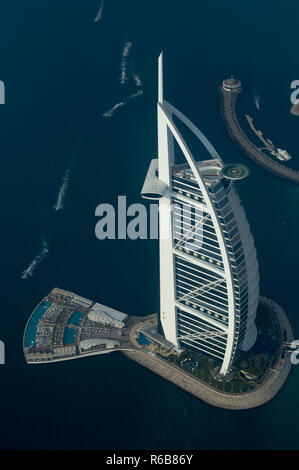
[{"left": 220, "top": 78, "right": 299, "bottom": 184}]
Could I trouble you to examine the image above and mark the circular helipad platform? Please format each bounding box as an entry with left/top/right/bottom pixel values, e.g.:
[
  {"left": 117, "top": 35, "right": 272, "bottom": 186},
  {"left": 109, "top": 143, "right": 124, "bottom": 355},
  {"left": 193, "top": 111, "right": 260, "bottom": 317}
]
[{"left": 220, "top": 163, "right": 249, "bottom": 180}]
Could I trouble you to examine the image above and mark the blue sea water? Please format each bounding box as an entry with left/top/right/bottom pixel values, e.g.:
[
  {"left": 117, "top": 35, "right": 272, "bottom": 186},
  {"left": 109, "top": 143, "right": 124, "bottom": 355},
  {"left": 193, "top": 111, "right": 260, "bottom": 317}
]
[{"left": 0, "top": 0, "right": 299, "bottom": 450}]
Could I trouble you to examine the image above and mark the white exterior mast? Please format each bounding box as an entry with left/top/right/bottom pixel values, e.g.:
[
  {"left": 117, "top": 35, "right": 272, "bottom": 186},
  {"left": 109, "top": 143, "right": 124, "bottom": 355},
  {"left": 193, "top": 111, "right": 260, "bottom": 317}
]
[
  {"left": 157, "top": 51, "right": 178, "bottom": 346},
  {"left": 158, "top": 52, "right": 163, "bottom": 104}
]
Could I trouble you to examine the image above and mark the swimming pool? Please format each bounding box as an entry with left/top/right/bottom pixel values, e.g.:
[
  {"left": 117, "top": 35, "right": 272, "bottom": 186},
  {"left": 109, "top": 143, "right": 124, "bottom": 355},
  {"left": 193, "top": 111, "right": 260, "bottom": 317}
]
[
  {"left": 63, "top": 327, "right": 76, "bottom": 344},
  {"left": 24, "top": 301, "right": 52, "bottom": 347},
  {"left": 67, "top": 310, "right": 83, "bottom": 326},
  {"left": 137, "top": 333, "right": 151, "bottom": 346}
]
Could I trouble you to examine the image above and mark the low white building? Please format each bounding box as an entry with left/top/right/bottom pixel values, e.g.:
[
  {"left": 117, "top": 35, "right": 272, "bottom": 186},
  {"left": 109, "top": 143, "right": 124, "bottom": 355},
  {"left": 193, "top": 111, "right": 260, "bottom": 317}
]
[{"left": 87, "top": 303, "right": 127, "bottom": 328}]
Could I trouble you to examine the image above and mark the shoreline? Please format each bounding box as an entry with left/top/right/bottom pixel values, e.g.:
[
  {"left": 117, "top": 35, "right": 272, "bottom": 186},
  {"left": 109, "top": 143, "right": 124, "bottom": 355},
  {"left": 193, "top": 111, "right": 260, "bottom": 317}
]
[
  {"left": 23, "top": 292, "right": 294, "bottom": 410},
  {"left": 123, "top": 297, "right": 294, "bottom": 410}
]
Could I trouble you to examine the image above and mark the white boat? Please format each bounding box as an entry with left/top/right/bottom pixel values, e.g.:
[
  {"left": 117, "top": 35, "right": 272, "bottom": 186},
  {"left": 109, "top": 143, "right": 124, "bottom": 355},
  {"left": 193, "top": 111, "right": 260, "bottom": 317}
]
[{"left": 276, "top": 148, "right": 292, "bottom": 161}]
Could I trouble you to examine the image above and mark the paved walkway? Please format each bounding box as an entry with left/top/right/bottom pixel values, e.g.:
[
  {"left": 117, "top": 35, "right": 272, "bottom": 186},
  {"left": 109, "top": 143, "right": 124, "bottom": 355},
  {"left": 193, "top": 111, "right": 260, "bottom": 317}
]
[{"left": 124, "top": 298, "right": 294, "bottom": 410}]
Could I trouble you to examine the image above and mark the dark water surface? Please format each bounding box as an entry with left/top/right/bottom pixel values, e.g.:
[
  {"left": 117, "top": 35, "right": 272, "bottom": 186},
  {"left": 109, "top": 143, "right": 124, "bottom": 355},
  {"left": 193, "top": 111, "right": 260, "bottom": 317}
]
[{"left": 0, "top": 0, "right": 299, "bottom": 449}]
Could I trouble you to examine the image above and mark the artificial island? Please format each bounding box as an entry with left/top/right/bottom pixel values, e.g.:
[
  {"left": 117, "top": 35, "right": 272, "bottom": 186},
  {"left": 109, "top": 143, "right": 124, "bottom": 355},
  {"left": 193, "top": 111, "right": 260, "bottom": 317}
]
[
  {"left": 24, "top": 287, "right": 294, "bottom": 410},
  {"left": 23, "top": 54, "right": 295, "bottom": 410}
]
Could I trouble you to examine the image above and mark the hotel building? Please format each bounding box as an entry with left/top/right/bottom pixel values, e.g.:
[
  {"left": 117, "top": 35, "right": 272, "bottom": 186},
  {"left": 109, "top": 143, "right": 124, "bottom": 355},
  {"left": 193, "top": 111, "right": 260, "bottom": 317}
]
[{"left": 141, "top": 54, "right": 259, "bottom": 375}]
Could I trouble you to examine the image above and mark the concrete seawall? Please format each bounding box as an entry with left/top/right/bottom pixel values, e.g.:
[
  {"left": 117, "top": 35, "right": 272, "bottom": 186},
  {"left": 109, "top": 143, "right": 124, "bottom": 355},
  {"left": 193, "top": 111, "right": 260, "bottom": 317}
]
[
  {"left": 220, "top": 87, "right": 299, "bottom": 184},
  {"left": 123, "top": 298, "right": 294, "bottom": 410}
]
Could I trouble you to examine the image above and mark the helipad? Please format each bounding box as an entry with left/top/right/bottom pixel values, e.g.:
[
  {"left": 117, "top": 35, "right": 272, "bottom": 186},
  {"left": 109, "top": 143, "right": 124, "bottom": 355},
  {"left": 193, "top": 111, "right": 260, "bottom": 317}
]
[{"left": 220, "top": 163, "right": 249, "bottom": 180}]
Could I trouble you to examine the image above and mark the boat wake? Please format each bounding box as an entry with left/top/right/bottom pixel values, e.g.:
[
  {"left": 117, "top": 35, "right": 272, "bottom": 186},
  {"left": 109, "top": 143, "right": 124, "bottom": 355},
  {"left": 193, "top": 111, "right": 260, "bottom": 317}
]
[
  {"left": 122, "top": 41, "right": 132, "bottom": 59},
  {"left": 54, "top": 167, "right": 71, "bottom": 211},
  {"left": 94, "top": 0, "right": 105, "bottom": 22},
  {"left": 120, "top": 41, "right": 132, "bottom": 84},
  {"left": 54, "top": 147, "right": 79, "bottom": 211},
  {"left": 132, "top": 72, "right": 142, "bottom": 88},
  {"left": 102, "top": 90, "right": 143, "bottom": 118},
  {"left": 102, "top": 101, "right": 125, "bottom": 117},
  {"left": 21, "top": 237, "right": 49, "bottom": 280},
  {"left": 127, "top": 89, "right": 143, "bottom": 101},
  {"left": 103, "top": 41, "right": 143, "bottom": 118},
  {"left": 253, "top": 89, "right": 261, "bottom": 110}
]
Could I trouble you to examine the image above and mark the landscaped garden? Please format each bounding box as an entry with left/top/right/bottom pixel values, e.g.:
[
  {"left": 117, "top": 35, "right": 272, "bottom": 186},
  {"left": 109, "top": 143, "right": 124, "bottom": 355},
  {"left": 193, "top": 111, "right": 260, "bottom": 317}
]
[{"left": 157, "top": 300, "right": 282, "bottom": 394}]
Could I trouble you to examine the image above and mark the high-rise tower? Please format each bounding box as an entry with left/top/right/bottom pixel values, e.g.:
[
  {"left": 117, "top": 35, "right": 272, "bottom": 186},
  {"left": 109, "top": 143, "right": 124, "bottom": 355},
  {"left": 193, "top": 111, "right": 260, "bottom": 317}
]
[{"left": 141, "top": 53, "right": 259, "bottom": 375}]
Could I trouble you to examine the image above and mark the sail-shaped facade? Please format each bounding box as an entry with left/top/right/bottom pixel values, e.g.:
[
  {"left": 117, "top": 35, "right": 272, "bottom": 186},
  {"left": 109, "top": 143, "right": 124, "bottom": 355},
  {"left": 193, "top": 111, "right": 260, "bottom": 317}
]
[{"left": 141, "top": 54, "right": 259, "bottom": 375}]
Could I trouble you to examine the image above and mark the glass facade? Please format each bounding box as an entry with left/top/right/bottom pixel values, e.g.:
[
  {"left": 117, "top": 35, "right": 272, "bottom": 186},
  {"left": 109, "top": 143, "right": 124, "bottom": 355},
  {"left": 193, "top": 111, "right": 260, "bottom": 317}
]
[{"left": 170, "top": 162, "right": 258, "bottom": 371}]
